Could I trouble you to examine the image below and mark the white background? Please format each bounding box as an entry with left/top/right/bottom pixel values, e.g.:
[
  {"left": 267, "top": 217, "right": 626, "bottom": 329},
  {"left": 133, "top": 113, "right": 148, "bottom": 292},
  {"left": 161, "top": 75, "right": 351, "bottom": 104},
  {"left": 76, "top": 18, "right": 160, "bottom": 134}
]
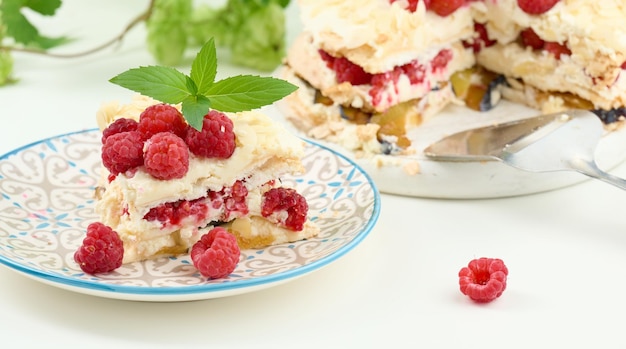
[{"left": 2, "top": 1, "right": 626, "bottom": 348}]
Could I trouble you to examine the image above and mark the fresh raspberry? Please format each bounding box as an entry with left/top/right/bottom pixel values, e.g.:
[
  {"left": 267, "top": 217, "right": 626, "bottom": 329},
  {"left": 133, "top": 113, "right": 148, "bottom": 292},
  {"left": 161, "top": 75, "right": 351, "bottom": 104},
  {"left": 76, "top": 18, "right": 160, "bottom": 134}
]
[
  {"left": 520, "top": 27, "right": 545, "bottom": 50},
  {"left": 137, "top": 103, "right": 187, "bottom": 140},
  {"left": 185, "top": 110, "right": 236, "bottom": 158},
  {"left": 463, "top": 22, "right": 496, "bottom": 53},
  {"left": 101, "top": 131, "right": 144, "bottom": 175},
  {"left": 101, "top": 118, "right": 138, "bottom": 144},
  {"left": 318, "top": 49, "right": 335, "bottom": 69},
  {"left": 458, "top": 257, "right": 508, "bottom": 303},
  {"left": 431, "top": 49, "right": 453, "bottom": 73},
  {"left": 144, "top": 132, "right": 189, "bottom": 180},
  {"left": 390, "top": 0, "right": 423, "bottom": 12},
  {"left": 74, "top": 222, "right": 124, "bottom": 274},
  {"left": 517, "top": 0, "right": 560, "bottom": 14},
  {"left": 143, "top": 197, "right": 208, "bottom": 226},
  {"left": 319, "top": 50, "right": 373, "bottom": 85},
  {"left": 261, "top": 188, "right": 308, "bottom": 231},
  {"left": 190, "top": 227, "right": 240, "bottom": 279},
  {"left": 222, "top": 180, "right": 250, "bottom": 219},
  {"left": 369, "top": 67, "right": 402, "bottom": 107},
  {"left": 428, "top": 0, "right": 465, "bottom": 16},
  {"left": 621, "top": 61, "right": 626, "bottom": 70},
  {"left": 405, "top": 0, "right": 419, "bottom": 12},
  {"left": 401, "top": 60, "right": 426, "bottom": 85},
  {"left": 333, "top": 56, "right": 373, "bottom": 85},
  {"left": 544, "top": 41, "right": 571, "bottom": 60}
]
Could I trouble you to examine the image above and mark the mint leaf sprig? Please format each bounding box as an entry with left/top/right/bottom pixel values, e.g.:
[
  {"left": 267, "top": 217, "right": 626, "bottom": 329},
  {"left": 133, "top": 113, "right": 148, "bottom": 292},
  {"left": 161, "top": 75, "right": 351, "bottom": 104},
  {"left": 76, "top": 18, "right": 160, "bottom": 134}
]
[{"left": 109, "top": 38, "right": 297, "bottom": 130}]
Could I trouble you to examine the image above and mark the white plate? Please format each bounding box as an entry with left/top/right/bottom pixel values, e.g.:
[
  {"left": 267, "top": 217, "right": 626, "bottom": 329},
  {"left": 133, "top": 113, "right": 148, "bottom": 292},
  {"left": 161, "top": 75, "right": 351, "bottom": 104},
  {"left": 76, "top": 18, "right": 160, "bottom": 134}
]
[
  {"left": 0, "top": 130, "right": 380, "bottom": 302},
  {"left": 269, "top": 100, "right": 626, "bottom": 198}
]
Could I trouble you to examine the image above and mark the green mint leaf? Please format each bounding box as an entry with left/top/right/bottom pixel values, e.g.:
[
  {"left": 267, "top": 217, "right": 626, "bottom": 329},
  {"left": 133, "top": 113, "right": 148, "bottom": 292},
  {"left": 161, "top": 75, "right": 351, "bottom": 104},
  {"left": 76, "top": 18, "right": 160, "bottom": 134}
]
[
  {"left": 190, "top": 37, "right": 217, "bottom": 95},
  {"left": 109, "top": 66, "right": 196, "bottom": 104},
  {"left": 25, "top": 0, "right": 62, "bottom": 16},
  {"left": 205, "top": 75, "right": 297, "bottom": 112},
  {"left": 110, "top": 38, "right": 297, "bottom": 127},
  {"left": 181, "top": 95, "right": 212, "bottom": 130}
]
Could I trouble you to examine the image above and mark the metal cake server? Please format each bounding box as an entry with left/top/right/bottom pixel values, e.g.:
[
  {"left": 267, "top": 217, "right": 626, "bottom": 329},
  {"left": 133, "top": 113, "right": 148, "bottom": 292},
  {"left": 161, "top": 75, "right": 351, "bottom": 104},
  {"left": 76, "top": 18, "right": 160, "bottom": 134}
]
[{"left": 424, "top": 109, "right": 626, "bottom": 190}]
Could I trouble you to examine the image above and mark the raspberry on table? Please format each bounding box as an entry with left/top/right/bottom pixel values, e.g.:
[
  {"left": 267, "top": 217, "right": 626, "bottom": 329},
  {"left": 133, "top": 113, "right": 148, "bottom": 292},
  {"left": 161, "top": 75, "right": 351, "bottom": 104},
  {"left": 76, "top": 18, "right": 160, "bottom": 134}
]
[
  {"left": 137, "top": 103, "right": 187, "bottom": 140},
  {"left": 458, "top": 257, "right": 508, "bottom": 303},
  {"left": 144, "top": 132, "right": 190, "bottom": 180},
  {"left": 74, "top": 222, "right": 124, "bottom": 274},
  {"left": 185, "top": 110, "right": 236, "bottom": 158},
  {"left": 101, "top": 118, "right": 138, "bottom": 144},
  {"left": 101, "top": 131, "right": 144, "bottom": 175},
  {"left": 517, "top": 0, "right": 560, "bottom": 14},
  {"left": 261, "top": 188, "right": 308, "bottom": 231},
  {"left": 190, "top": 227, "right": 241, "bottom": 279}
]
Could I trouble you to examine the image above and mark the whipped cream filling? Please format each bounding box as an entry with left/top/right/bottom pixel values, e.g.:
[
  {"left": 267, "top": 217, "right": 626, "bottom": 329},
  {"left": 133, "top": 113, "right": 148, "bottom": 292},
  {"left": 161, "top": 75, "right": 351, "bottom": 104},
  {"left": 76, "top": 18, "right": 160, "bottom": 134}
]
[
  {"left": 104, "top": 111, "right": 304, "bottom": 209},
  {"left": 299, "top": 0, "right": 475, "bottom": 72},
  {"left": 287, "top": 32, "right": 475, "bottom": 112},
  {"left": 478, "top": 42, "right": 626, "bottom": 110},
  {"left": 280, "top": 63, "right": 456, "bottom": 157},
  {"left": 472, "top": 0, "right": 626, "bottom": 61}
]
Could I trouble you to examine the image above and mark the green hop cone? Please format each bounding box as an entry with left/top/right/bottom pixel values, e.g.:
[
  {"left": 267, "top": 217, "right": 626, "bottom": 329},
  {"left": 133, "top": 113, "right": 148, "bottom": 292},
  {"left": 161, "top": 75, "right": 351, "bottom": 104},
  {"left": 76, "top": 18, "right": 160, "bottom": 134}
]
[
  {"left": 229, "top": 1, "right": 286, "bottom": 72},
  {"left": 0, "top": 47, "right": 14, "bottom": 85},
  {"left": 187, "top": 5, "right": 224, "bottom": 48},
  {"left": 146, "top": 0, "right": 192, "bottom": 66}
]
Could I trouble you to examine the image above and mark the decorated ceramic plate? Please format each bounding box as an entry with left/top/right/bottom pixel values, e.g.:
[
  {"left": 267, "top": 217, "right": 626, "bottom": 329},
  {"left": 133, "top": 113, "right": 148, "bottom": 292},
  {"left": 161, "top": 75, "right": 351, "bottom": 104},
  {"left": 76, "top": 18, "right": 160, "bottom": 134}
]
[
  {"left": 0, "top": 129, "right": 380, "bottom": 302},
  {"left": 270, "top": 100, "right": 626, "bottom": 199}
]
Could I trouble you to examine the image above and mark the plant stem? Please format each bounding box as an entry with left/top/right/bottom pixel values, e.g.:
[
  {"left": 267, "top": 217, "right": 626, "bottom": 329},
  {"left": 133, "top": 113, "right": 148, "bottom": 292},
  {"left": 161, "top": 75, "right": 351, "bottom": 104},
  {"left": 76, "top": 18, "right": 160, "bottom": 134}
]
[{"left": 0, "top": 0, "right": 155, "bottom": 58}]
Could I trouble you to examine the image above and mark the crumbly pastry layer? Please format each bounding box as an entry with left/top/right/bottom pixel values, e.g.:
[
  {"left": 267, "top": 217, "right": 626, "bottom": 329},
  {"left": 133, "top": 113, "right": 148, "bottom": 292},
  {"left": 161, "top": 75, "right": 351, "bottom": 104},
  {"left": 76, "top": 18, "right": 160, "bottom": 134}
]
[
  {"left": 223, "top": 216, "right": 320, "bottom": 249},
  {"left": 280, "top": 62, "right": 455, "bottom": 156},
  {"left": 284, "top": 0, "right": 626, "bottom": 158},
  {"left": 286, "top": 31, "right": 475, "bottom": 112},
  {"left": 473, "top": 0, "right": 626, "bottom": 110},
  {"left": 299, "top": 0, "right": 474, "bottom": 73},
  {"left": 95, "top": 97, "right": 319, "bottom": 263}
]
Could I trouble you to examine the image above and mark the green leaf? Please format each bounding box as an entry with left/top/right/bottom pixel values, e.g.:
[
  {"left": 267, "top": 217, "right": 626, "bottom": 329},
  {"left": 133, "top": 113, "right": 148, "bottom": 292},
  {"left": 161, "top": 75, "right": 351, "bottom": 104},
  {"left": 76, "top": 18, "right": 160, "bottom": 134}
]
[
  {"left": 0, "top": 0, "right": 69, "bottom": 49},
  {"left": 1, "top": 0, "right": 39, "bottom": 45},
  {"left": 205, "top": 75, "right": 297, "bottom": 112},
  {"left": 181, "top": 95, "right": 212, "bottom": 130},
  {"left": 109, "top": 66, "right": 196, "bottom": 104},
  {"left": 24, "top": 0, "right": 62, "bottom": 16},
  {"left": 110, "top": 36, "right": 297, "bottom": 126},
  {"left": 190, "top": 38, "right": 217, "bottom": 95},
  {"left": 35, "top": 35, "right": 73, "bottom": 49}
]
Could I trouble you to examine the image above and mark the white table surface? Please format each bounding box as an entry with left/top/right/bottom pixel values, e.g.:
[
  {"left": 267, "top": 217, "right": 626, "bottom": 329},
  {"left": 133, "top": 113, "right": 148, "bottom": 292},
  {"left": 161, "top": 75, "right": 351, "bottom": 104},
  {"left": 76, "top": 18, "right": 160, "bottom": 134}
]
[{"left": 3, "top": 1, "right": 626, "bottom": 348}]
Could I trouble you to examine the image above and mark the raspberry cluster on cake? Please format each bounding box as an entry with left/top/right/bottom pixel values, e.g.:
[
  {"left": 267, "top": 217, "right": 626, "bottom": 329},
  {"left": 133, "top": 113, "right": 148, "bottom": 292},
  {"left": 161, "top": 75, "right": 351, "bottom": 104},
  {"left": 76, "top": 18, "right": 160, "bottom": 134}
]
[
  {"left": 93, "top": 95, "right": 319, "bottom": 264},
  {"left": 281, "top": 0, "right": 626, "bottom": 156}
]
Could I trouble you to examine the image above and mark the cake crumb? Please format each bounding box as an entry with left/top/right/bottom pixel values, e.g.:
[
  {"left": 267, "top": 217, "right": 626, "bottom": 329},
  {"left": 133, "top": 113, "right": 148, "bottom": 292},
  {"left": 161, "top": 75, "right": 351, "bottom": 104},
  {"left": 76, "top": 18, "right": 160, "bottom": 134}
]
[{"left": 403, "top": 161, "right": 421, "bottom": 175}]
